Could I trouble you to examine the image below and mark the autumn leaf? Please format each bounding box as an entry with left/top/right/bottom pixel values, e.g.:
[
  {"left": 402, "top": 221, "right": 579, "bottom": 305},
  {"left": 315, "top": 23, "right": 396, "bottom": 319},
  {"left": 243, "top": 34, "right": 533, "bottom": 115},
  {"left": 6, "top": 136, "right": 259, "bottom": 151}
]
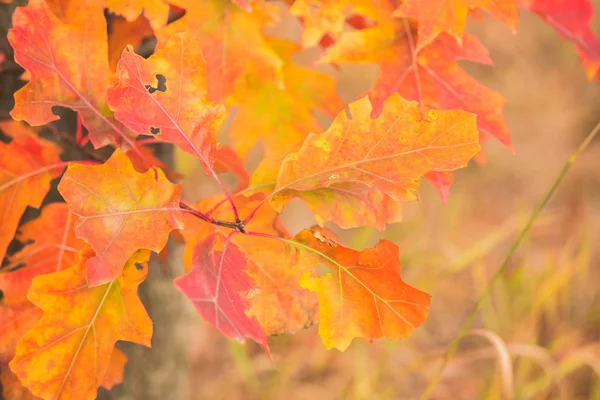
[
  {"left": 263, "top": 94, "right": 480, "bottom": 230},
  {"left": 105, "top": 0, "right": 169, "bottom": 30},
  {"left": 394, "top": 0, "right": 518, "bottom": 46},
  {"left": 294, "top": 228, "right": 430, "bottom": 351},
  {"left": 174, "top": 230, "right": 270, "bottom": 355},
  {"left": 520, "top": 0, "right": 600, "bottom": 80},
  {"left": 57, "top": 149, "right": 183, "bottom": 286},
  {"left": 229, "top": 38, "right": 344, "bottom": 161},
  {"left": 1, "top": 203, "right": 86, "bottom": 305},
  {"left": 9, "top": 249, "right": 153, "bottom": 400},
  {"left": 320, "top": 18, "right": 511, "bottom": 147},
  {"left": 108, "top": 15, "right": 154, "bottom": 71},
  {"left": 158, "top": 0, "right": 283, "bottom": 102},
  {"left": 108, "top": 31, "right": 226, "bottom": 170},
  {"left": 0, "top": 121, "right": 63, "bottom": 264},
  {"left": 180, "top": 194, "right": 319, "bottom": 336},
  {"left": 8, "top": 0, "right": 136, "bottom": 149}
]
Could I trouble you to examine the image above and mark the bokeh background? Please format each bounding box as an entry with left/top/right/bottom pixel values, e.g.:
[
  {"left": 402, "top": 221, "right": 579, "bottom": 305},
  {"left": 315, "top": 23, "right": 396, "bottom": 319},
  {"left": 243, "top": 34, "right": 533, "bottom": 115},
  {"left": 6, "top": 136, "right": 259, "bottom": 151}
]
[{"left": 1, "top": 1, "right": 600, "bottom": 399}]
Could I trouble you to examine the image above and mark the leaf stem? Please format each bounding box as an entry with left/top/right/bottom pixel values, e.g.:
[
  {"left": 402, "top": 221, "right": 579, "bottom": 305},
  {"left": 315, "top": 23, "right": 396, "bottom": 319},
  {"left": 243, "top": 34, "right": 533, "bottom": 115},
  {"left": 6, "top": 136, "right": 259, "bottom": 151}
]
[
  {"left": 420, "top": 119, "right": 600, "bottom": 400},
  {"left": 180, "top": 201, "right": 247, "bottom": 233}
]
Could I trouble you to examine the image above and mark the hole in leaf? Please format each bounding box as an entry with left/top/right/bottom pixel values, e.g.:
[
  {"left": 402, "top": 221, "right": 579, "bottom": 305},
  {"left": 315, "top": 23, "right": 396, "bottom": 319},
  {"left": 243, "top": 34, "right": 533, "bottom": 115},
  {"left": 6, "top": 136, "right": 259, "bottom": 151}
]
[
  {"left": 149, "top": 127, "right": 160, "bottom": 135},
  {"left": 134, "top": 263, "right": 144, "bottom": 271},
  {"left": 0, "top": 290, "right": 3, "bottom": 302},
  {"left": 144, "top": 74, "right": 167, "bottom": 94}
]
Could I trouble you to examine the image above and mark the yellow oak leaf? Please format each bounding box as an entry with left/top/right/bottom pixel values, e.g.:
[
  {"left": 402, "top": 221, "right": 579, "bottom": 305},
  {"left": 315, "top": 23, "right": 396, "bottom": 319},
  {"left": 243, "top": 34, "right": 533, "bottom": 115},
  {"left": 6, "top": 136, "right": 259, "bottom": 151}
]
[
  {"left": 9, "top": 249, "right": 152, "bottom": 400},
  {"left": 229, "top": 38, "right": 344, "bottom": 161},
  {"left": 266, "top": 94, "right": 480, "bottom": 229}
]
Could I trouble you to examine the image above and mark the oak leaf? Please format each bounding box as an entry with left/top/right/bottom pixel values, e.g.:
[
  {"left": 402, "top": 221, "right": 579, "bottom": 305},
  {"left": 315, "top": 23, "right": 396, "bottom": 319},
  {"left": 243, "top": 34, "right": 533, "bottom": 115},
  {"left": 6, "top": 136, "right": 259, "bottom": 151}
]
[
  {"left": 0, "top": 121, "right": 63, "bottom": 264},
  {"left": 108, "top": 32, "right": 226, "bottom": 170},
  {"left": 320, "top": 18, "right": 511, "bottom": 147},
  {"left": 158, "top": 0, "right": 283, "bottom": 102},
  {"left": 180, "top": 194, "right": 319, "bottom": 336},
  {"left": 294, "top": 228, "right": 430, "bottom": 351},
  {"left": 266, "top": 94, "right": 480, "bottom": 229},
  {"left": 394, "top": 0, "right": 518, "bottom": 46},
  {"left": 520, "top": 0, "right": 600, "bottom": 80},
  {"left": 57, "top": 149, "right": 183, "bottom": 286},
  {"left": 229, "top": 38, "right": 344, "bottom": 161},
  {"left": 9, "top": 249, "right": 153, "bottom": 400},
  {"left": 1, "top": 203, "right": 86, "bottom": 305},
  {"left": 174, "top": 230, "right": 270, "bottom": 355},
  {"left": 8, "top": 0, "right": 135, "bottom": 149}
]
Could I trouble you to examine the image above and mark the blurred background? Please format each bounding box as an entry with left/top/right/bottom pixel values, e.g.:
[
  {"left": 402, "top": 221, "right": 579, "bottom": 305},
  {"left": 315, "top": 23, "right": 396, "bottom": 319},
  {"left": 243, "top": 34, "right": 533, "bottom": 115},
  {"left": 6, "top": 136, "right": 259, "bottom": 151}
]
[{"left": 1, "top": 1, "right": 600, "bottom": 399}]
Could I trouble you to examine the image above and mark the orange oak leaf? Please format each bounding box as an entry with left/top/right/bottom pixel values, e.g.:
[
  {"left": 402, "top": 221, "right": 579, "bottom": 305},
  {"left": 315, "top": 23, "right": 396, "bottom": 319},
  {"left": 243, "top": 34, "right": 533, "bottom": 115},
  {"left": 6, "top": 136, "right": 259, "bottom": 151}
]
[
  {"left": 158, "top": 0, "right": 283, "bottom": 102},
  {"left": 180, "top": 194, "right": 319, "bottom": 335},
  {"left": 108, "top": 32, "right": 226, "bottom": 170},
  {"left": 320, "top": 18, "right": 511, "bottom": 147},
  {"left": 289, "top": 0, "right": 392, "bottom": 47},
  {"left": 108, "top": 15, "right": 154, "bottom": 71},
  {"left": 8, "top": 0, "right": 136, "bottom": 149},
  {"left": 9, "top": 249, "right": 153, "bottom": 400},
  {"left": 1, "top": 203, "right": 86, "bottom": 305},
  {"left": 266, "top": 94, "right": 480, "bottom": 229},
  {"left": 100, "top": 348, "right": 127, "bottom": 390},
  {"left": 520, "top": 0, "right": 600, "bottom": 80},
  {"left": 394, "top": 0, "right": 518, "bottom": 46},
  {"left": 57, "top": 149, "right": 183, "bottom": 286},
  {"left": 294, "top": 228, "right": 430, "bottom": 351},
  {"left": 174, "top": 230, "right": 270, "bottom": 355},
  {"left": 0, "top": 121, "right": 63, "bottom": 264},
  {"left": 229, "top": 38, "right": 344, "bottom": 161},
  {"left": 105, "top": 0, "right": 169, "bottom": 30}
]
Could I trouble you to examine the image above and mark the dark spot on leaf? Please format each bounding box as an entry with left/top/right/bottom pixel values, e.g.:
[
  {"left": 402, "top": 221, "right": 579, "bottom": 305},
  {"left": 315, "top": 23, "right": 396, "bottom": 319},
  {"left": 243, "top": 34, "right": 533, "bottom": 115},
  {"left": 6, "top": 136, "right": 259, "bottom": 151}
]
[
  {"left": 135, "top": 263, "right": 144, "bottom": 271},
  {"left": 0, "top": 290, "right": 3, "bottom": 302},
  {"left": 0, "top": 128, "right": 12, "bottom": 144},
  {"left": 145, "top": 74, "right": 167, "bottom": 94},
  {"left": 150, "top": 127, "right": 160, "bottom": 135}
]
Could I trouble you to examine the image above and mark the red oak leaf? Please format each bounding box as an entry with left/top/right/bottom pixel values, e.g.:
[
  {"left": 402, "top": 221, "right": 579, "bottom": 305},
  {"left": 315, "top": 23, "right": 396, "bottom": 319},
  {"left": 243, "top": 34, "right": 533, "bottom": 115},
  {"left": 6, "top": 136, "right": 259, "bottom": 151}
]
[
  {"left": 108, "top": 31, "right": 225, "bottom": 171},
  {"left": 320, "top": 19, "right": 510, "bottom": 148},
  {"left": 174, "top": 230, "right": 270, "bottom": 356},
  {"left": 520, "top": 0, "right": 600, "bottom": 80},
  {"left": 8, "top": 0, "right": 136, "bottom": 149}
]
